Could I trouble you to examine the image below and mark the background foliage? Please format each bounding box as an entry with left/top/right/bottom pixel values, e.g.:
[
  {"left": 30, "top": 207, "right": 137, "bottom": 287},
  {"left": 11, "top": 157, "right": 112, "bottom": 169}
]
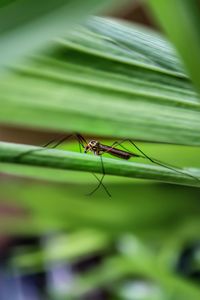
[{"left": 1, "top": 1, "right": 200, "bottom": 299}]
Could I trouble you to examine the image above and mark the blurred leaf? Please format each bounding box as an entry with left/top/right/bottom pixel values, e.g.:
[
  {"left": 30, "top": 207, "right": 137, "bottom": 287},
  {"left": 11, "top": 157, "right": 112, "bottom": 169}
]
[
  {"left": 0, "top": 17, "right": 200, "bottom": 144},
  {"left": 148, "top": 0, "right": 200, "bottom": 94},
  {"left": 16, "top": 237, "right": 200, "bottom": 299},
  {"left": 1, "top": 5, "right": 200, "bottom": 300},
  {"left": 70, "top": 239, "right": 200, "bottom": 299},
  {"left": 0, "top": 0, "right": 121, "bottom": 69},
  {"left": 1, "top": 176, "right": 200, "bottom": 233},
  {"left": 11, "top": 230, "right": 111, "bottom": 273}
]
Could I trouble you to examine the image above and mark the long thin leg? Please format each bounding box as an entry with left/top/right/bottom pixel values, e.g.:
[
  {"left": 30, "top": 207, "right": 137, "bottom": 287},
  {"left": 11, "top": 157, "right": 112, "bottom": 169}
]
[
  {"left": 49, "top": 134, "right": 74, "bottom": 149},
  {"left": 14, "top": 134, "right": 85, "bottom": 162},
  {"left": 42, "top": 138, "right": 58, "bottom": 148},
  {"left": 87, "top": 154, "right": 111, "bottom": 197},
  {"left": 107, "top": 139, "right": 199, "bottom": 182},
  {"left": 14, "top": 135, "right": 67, "bottom": 162},
  {"left": 52, "top": 135, "right": 111, "bottom": 196},
  {"left": 76, "top": 136, "right": 83, "bottom": 153},
  {"left": 14, "top": 132, "right": 111, "bottom": 196},
  {"left": 128, "top": 139, "right": 199, "bottom": 181},
  {"left": 74, "top": 135, "right": 111, "bottom": 197},
  {"left": 43, "top": 133, "right": 86, "bottom": 149},
  {"left": 91, "top": 172, "right": 111, "bottom": 197},
  {"left": 75, "top": 133, "right": 87, "bottom": 148}
]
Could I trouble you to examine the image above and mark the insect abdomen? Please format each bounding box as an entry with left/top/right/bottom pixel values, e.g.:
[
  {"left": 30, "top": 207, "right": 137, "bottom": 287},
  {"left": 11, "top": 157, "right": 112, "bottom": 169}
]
[{"left": 101, "top": 144, "right": 139, "bottom": 160}]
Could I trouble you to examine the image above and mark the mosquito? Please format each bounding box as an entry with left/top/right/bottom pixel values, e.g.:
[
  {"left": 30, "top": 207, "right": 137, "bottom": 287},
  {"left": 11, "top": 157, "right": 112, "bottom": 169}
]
[
  {"left": 15, "top": 133, "right": 199, "bottom": 197},
  {"left": 83, "top": 137, "right": 200, "bottom": 197}
]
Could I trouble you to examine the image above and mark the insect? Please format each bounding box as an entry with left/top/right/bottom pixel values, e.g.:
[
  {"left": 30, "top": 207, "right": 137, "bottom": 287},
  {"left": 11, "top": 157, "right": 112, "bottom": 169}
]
[
  {"left": 82, "top": 137, "right": 199, "bottom": 196},
  {"left": 83, "top": 139, "right": 142, "bottom": 197},
  {"left": 16, "top": 133, "right": 199, "bottom": 197},
  {"left": 84, "top": 140, "right": 139, "bottom": 159}
]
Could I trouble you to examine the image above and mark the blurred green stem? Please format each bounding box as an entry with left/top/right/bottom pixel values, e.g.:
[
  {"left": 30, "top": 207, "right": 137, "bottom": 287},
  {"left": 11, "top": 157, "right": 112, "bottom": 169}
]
[{"left": 0, "top": 142, "right": 200, "bottom": 187}]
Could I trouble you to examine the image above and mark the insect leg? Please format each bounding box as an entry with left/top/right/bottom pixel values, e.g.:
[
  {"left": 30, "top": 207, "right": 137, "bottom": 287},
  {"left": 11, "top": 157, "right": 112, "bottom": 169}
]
[
  {"left": 14, "top": 133, "right": 84, "bottom": 162},
  {"left": 87, "top": 154, "right": 111, "bottom": 197},
  {"left": 72, "top": 135, "right": 110, "bottom": 196},
  {"left": 109, "top": 139, "right": 199, "bottom": 182},
  {"left": 45, "top": 134, "right": 110, "bottom": 195},
  {"left": 75, "top": 133, "right": 87, "bottom": 148},
  {"left": 91, "top": 172, "right": 111, "bottom": 197},
  {"left": 127, "top": 140, "right": 200, "bottom": 181},
  {"left": 48, "top": 134, "right": 74, "bottom": 149}
]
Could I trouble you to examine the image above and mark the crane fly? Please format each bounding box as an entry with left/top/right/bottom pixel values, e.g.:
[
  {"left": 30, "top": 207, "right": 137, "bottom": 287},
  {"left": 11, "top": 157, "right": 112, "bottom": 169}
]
[
  {"left": 84, "top": 140, "right": 140, "bottom": 159},
  {"left": 82, "top": 136, "right": 200, "bottom": 197},
  {"left": 15, "top": 133, "right": 199, "bottom": 197}
]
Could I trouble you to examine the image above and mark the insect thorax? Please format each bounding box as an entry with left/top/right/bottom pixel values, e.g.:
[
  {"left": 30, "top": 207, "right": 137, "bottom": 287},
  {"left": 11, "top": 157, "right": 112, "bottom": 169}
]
[{"left": 88, "top": 140, "right": 100, "bottom": 151}]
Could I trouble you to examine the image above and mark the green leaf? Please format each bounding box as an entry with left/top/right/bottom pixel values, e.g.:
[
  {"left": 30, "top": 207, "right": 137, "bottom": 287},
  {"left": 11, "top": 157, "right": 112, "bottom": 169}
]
[
  {"left": 0, "top": 17, "right": 200, "bottom": 144},
  {"left": 1, "top": 174, "right": 200, "bottom": 233},
  {"left": 0, "top": 0, "right": 120, "bottom": 69},
  {"left": 2, "top": 6, "right": 200, "bottom": 299},
  {"left": 1, "top": 142, "right": 200, "bottom": 187},
  {"left": 148, "top": 0, "right": 200, "bottom": 94}
]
